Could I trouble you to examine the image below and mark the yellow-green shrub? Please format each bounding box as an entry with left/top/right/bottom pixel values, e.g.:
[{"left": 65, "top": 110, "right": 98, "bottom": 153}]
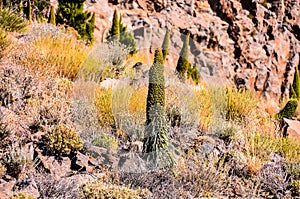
[
  {"left": 92, "top": 134, "right": 118, "bottom": 153},
  {"left": 10, "top": 193, "right": 36, "bottom": 199},
  {"left": 94, "top": 88, "right": 115, "bottom": 128},
  {"left": 193, "top": 86, "right": 212, "bottom": 131},
  {"left": 0, "top": 28, "right": 12, "bottom": 60},
  {"left": 13, "top": 24, "right": 89, "bottom": 79},
  {"left": 247, "top": 132, "right": 300, "bottom": 162},
  {"left": 80, "top": 181, "right": 151, "bottom": 199},
  {"left": 0, "top": 162, "right": 6, "bottom": 178},
  {"left": 41, "top": 124, "right": 83, "bottom": 157},
  {"left": 128, "top": 86, "right": 147, "bottom": 122},
  {"left": 226, "top": 88, "right": 258, "bottom": 123}
]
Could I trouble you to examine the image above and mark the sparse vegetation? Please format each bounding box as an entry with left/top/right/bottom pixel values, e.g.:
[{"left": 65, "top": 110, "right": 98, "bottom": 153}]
[{"left": 0, "top": 2, "right": 299, "bottom": 198}]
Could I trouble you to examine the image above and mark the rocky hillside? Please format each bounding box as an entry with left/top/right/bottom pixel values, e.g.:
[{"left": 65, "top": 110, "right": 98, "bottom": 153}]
[{"left": 88, "top": 0, "right": 300, "bottom": 106}]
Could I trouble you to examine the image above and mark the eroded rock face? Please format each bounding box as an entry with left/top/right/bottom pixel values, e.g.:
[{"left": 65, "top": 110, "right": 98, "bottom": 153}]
[{"left": 88, "top": 0, "right": 300, "bottom": 105}]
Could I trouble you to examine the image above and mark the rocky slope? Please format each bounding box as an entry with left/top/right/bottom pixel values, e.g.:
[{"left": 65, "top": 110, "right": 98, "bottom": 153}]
[{"left": 87, "top": 0, "right": 300, "bottom": 107}]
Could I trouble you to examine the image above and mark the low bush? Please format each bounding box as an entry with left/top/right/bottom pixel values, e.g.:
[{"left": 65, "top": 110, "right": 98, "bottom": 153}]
[
  {"left": 41, "top": 124, "right": 83, "bottom": 157},
  {"left": 276, "top": 99, "right": 298, "bottom": 119},
  {"left": 10, "top": 192, "right": 36, "bottom": 199},
  {"left": 80, "top": 181, "right": 151, "bottom": 199},
  {"left": 92, "top": 133, "right": 118, "bottom": 153},
  {"left": 94, "top": 87, "right": 115, "bottom": 128}
]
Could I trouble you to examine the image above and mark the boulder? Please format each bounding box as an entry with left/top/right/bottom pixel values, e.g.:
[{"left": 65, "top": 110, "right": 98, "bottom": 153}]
[{"left": 281, "top": 118, "right": 300, "bottom": 143}]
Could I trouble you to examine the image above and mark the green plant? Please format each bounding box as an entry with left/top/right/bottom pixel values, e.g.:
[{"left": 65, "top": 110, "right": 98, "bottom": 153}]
[
  {"left": 161, "top": 29, "right": 170, "bottom": 62},
  {"left": 10, "top": 192, "right": 36, "bottom": 199},
  {"left": 259, "top": 0, "right": 268, "bottom": 7},
  {"left": 108, "top": 9, "right": 120, "bottom": 41},
  {"left": 80, "top": 181, "right": 151, "bottom": 199},
  {"left": 187, "top": 64, "right": 199, "bottom": 84},
  {"left": 41, "top": 124, "right": 83, "bottom": 157},
  {"left": 107, "top": 9, "right": 137, "bottom": 55},
  {"left": 176, "top": 30, "right": 191, "bottom": 82},
  {"left": 48, "top": 5, "right": 56, "bottom": 25},
  {"left": 143, "top": 49, "right": 167, "bottom": 152},
  {"left": 92, "top": 133, "right": 118, "bottom": 153},
  {"left": 56, "top": 0, "right": 95, "bottom": 44},
  {"left": 34, "top": 0, "right": 50, "bottom": 22},
  {"left": 248, "top": 14, "right": 254, "bottom": 19},
  {"left": 276, "top": 99, "right": 298, "bottom": 119},
  {"left": 0, "top": 8, "right": 27, "bottom": 32},
  {"left": 290, "top": 67, "right": 300, "bottom": 99},
  {"left": 143, "top": 50, "right": 174, "bottom": 168}
]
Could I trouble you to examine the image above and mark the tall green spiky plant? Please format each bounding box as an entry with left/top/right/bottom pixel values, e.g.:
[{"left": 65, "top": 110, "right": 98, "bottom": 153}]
[
  {"left": 107, "top": 9, "right": 120, "bottom": 42},
  {"left": 143, "top": 49, "right": 173, "bottom": 169},
  {"left": 161, "top": 29, "right": 170, "bottom": 63},
  {"left": 176, "top": 30, "right": 190, "bottom": 82},
  {"left": 107, "top": 10, "right": 137, "bottom": 55},
  {"left": 145, "top": 49, "right": 165, "bottom": 126},
  {"left": 48, "top": 5, "right": 56, "bottom": 25},
  {"left": 291, "top": 67, "right": 300, "bottom": 99},
  {"left": 56, "top": 0, "right": 95, "bottom": 44}
]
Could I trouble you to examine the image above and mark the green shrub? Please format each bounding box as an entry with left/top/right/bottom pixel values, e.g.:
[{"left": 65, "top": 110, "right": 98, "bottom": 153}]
[
  {"left": 80, "top": 181, "right": 151, "bottom": 199},
  {"left": 176, "top": 31, "right": 191, "bottom": 82},
  {"left": 56, "top": 0, "right": 95, "bottom": 44},
  {"left": 291, "top": 68, "right": 300, "bottom": 99},
  {"left": 187, "top": 64, "right": 199, "bottom": 84},
  {"left": 0, "top": 8, "right": 27, "bottom": 32},
  {"left": 92, "top": 134, "right": 118, "bottom": 153},
  {"left": 41, "top": 124, "right": 83, "bottom": 157},
  {"left": 35, "top": 0, "right": 50, "bottom": 22},
  {"left": 276, "top": 99, "right": 298, "bottom": 119}
]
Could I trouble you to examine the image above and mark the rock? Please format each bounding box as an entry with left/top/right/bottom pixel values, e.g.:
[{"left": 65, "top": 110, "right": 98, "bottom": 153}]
[
  {"left": 281, "top": 118, "right": 300, "bottom": 143},
  {"left": 36, "top": 150, "right": 71, "bottom": 179},
  {"left": 118, "top": 153, "right": 147, "bottom": 173},
  {"left": 71, "top": 152, "right": 90, "bottom": 172},
  {"left": 0, "top": 179, "right": 16, "bottom": 199}
]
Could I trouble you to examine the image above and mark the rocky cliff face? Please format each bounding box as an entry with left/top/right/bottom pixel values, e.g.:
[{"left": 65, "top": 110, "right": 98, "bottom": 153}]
[{"left": 87, "top": 0, "right": 300, "bottom": 105}]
